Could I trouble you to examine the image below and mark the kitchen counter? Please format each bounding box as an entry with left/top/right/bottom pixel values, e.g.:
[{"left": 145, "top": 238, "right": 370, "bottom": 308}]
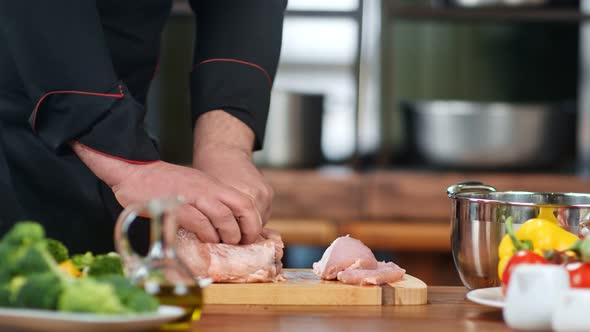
[{"left": 186, "top": 287, "right": 509, "bottom": 332}]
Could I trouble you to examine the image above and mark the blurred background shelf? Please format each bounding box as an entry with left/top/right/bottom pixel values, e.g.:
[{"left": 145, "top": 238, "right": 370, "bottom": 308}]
[
  {"left": 389, "top": 7, "right": 588, "bottom": 23},
  {"left": 264, "top": 168, "right": 590, "bottom": 221},
  {"left": 267, "top": 218, "right": 450, "bottom": 251}
]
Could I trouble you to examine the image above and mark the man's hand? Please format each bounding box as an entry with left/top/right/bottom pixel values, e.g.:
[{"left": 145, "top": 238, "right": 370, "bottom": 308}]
[
  {"left": 193, "top": 111, "right": 273, "bottom": 225},
  {"left": 71, "top": 142, "right": 262, "bottom": 245}
]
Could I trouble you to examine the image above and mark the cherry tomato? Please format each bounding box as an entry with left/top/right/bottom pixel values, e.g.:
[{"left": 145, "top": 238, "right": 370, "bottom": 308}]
[
  {"left": 502, "top": 250, "right": 548, "bottom": 295},
  {"left": 566, "top": 262, "right": 590, "bottom": 288}
]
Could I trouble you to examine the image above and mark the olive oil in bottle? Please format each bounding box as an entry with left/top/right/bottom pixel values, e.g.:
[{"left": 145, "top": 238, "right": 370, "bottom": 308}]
[
  {"left": 152, "top": 284, "right": 203, "bottom": 330},
  {"left": 114, "top": 198, "right": 204, "bottom": 330}
]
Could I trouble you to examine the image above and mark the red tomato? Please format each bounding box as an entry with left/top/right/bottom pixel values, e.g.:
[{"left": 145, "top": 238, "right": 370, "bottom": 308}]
[
  {"left": 502, "top": 250, "right": 548, "bottom": 295},
  {"left": 566, "top": 262, "right": 590, "bottom": 288}
]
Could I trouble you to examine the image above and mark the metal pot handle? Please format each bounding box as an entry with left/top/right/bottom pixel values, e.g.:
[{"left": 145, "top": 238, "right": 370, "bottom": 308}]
[{"left": 447, "top": 181, "right": 497, "bottom": 198}]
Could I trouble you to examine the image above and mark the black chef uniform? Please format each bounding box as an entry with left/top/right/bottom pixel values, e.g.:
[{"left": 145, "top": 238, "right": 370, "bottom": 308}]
[{"left": 0, "top": 0, "right": 285, "bottom": 253}]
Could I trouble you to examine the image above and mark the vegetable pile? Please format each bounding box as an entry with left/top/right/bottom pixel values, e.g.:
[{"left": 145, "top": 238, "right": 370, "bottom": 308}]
[
  {"left": 0, "top": 221, "right": 159, "bottom": 314},
  {"left": 498, "top": 207, "right": 590, "bottom": 293}
]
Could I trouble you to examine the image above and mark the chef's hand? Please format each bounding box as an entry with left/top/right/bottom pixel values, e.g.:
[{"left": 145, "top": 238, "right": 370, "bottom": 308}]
[
  {"left": 193, "top": 110, "right": 273, "bottom": 225},
  {"left": 70, "top": 142, "right": 262, "bottom": 245}
]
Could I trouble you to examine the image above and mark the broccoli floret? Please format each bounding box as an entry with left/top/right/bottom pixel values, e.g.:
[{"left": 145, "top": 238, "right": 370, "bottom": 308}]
[
  {"left": 0, "top": 221, "right": 45, "bottom": 247},
  {"left": 0, "top": 274, "right": 21, "bottom": 307},
  {"left": 0, "top": 270, "right": 10, "bottom": 284},
  {"left": 0, "top": 285, "right": 9, "bottom": 307},
  {"left": 13, "top": 242, "right": 55, "bottom": 275},
  {"left": 45, "top": 239, "right": 69, "bottom": 263},
  {"left": 14, "top": 273, "right": 63, "bottom": 310},
  {"left": 125, "top": 291, "right": 160, "bottom": 313},
  {"left": 87, "top": 253, "right": 123, "bottom": 276},
  {"left": 0, "top": 270, "right": 11, "bottom": 306},
  {"left": 94, "top": 275, "right": 159, "bottom": 313},
  {"left": 0, "top": 222, "right": 48, "bottom": 276},
  {"left": 71, "top": 252, "right": 94, "bottom": 271},
  {"left": 58, "top": 278, "right": 128, "bottom": 314},
  {"left": 6, "top": 276, "right": 26, "bottom": 306}
]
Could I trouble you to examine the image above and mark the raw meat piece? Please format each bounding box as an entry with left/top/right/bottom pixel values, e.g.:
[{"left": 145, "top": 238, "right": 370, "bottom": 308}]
[
  {"left": 176, "top": 228, "right": 284, "bottom": 283},
  {"left": 336, "top": 262, "right": 406, "bottom": 286},
  {"left": 313, "top": 235, "right": 406, "bottom": 285},
  {"left": 312, "top": 235, "right": 378, "bottom": 280}
]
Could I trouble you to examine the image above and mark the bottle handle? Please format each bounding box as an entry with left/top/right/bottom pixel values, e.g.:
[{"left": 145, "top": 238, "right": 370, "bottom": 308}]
[
  {"left": 114, "top": 197, "right": 185, "bottom": 279},
  {"left": 114, "top": 203, "right": 145, "bottom": 279}
]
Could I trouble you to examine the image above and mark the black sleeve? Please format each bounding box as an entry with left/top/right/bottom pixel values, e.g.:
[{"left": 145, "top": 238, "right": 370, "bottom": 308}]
[
  {"left": 189, "top": 0, "right": 287, "bottom": 150},
  {"left": 0, "top": 0, "right": 159, "bottom": 163}
]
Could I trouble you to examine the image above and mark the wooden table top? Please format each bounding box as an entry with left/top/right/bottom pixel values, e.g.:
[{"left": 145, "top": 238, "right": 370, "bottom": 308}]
[{"left": 186, "top": 287, "right": 510, "bottom": 332}]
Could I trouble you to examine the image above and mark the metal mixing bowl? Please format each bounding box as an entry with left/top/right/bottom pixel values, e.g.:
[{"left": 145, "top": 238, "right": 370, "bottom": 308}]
[
  {"left": 447, "top": 181, "right": 590, "bottom": 290},
  {"left": 404, "top": 100, "right": 576, "bottom": 169}
]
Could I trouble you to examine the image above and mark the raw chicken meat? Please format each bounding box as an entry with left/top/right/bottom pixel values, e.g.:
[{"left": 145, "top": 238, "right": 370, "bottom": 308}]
[
  {"left": 313, "top": 235, "right": 406, "bottom": 285},
  {"left": 176, "top": 228, "right": 284, "bottom": 283},
  {"left": 312, "top": 236, "right": 378, "bottom": 279},
  {"left": 337, "top": 262, "right": 406, "bottom": 286}
]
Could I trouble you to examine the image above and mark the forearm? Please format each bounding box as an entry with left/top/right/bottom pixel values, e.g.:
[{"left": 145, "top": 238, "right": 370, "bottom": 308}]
[
  {"left": 189, "top": 0, "right": 286, "bottom": 150},
  {"left": 193, "top": 110, "right": 256, "bottom": 163}
]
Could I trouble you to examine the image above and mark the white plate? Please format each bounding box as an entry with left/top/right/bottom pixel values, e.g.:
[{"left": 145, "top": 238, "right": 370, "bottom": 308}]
[
  {"left": 0, "top": 305, "right": 185, "bottom": 332},
  {"left": 466, "top": 287, "right": 504, "bottom": 308}
]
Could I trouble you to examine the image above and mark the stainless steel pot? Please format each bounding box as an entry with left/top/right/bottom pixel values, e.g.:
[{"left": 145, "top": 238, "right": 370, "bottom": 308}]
[
  {"left": 448, "top": 181, "right": 590, "bottom": 289},
  {"left": 253, "top": 91, "right": 324, "bottom": 168},
  {"left": 448, "top": 0, "right": 546, "bottom": 7},
  {"left": 404, "top": 100, "right": 576, "bottom": 169}
]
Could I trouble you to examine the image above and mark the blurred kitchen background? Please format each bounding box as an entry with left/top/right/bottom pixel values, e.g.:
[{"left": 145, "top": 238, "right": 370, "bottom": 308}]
[{"left": 146, "top": 0, "right": 590, "bottom": 285}]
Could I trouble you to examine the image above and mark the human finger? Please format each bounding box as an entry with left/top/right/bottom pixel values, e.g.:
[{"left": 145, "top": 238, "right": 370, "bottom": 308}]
[
  {"left": 175, "top": 204, "right": 220, "bottom": 243},
  {"left": 221, "top": 191, "right": 262, "bottom": 245},
  {"left": 195, "top": 199, "right": 241, "bottom": 245}
]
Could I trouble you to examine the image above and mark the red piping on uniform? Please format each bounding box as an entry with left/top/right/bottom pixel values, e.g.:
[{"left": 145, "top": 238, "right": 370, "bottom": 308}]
[
  {"left": 76, "top": 142, "right": 159, "bottom": 165},
  {"left": 195, "top": 58, "right": 272, "bottom": 86},
  {"left": 32, "top": 85, "right": 125, "bottom": 132}
]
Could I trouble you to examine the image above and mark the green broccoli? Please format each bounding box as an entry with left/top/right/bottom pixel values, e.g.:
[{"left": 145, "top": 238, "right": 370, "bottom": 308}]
[
  {"left": 94, "top": 275, "right": 159, "bottom": 313},
  {"left": 125, "top": 291, "right": 160, "bottom": 313},
  {"left": 0, "top": 221, "right": 44, "bottom": 247},
  {"left": 0, "top": 285, "right": 9, "bottom": 307},
  {"left": 14, "top": 273, "right": 63, "bottom": 310},
  {"left": 0, "top": 273, "right": 19, "bottom": 306},
  {"left": 6, "top": 276, "right": 26, "bottom": 306},
  {"left": 45, "top": 239, "right": 69, "bottom": 263},
  {"left": 71, "top": 252, "right": 94, "bottom": 271},
  {"left": 0, "top": 269, "right": 10, "bottom": 284},
  {"left": 0, "top": 222, "right": 47, "bottom": 274},
  {"left": 12, "top": 242, "right": 55, "bottom": 275},
  {"left": 87, "top": 253, "right": 123, "bottom": 276},
  {"left": 58, "top": 278, "right": 128, "bottom": 314},
  {"left": 0, "top": 222, "right": 158, "bottom": 314}
]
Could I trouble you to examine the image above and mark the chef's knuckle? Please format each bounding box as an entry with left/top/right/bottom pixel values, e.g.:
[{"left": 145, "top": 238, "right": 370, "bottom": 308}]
[
  {"left": 258, "top": 184, "right": 272, "bottom": 202},
  {"left": 217, "top": 209, "right": 235, "bottom": 221},
  {"left": 236, "top": 195, "right": 256, "bottom": 212}
]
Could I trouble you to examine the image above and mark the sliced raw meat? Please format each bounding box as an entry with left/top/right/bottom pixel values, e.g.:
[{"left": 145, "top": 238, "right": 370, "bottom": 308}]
[
  {"left": 176, "top": 228, "right": 284, "bottom": 283},
  {"left": 312, "top": 235, "right": 378, "bottom": 280},
  {"left": 336, "top": 262, "right": 406, "bottom": 286},
  {"left": 313, "top": 236, "right": 406, "bottom": 285}
]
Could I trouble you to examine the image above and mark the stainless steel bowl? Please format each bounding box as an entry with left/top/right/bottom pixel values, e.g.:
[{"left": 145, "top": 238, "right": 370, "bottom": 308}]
[
  {"left": 448, "top": 0, "right": 546, "bottom": 7},
  {"left": 404, "top": 100, "right": 576, "bottom": 169},
  {"left": 448, "top": 181, "right": 590, "bottom": 289}
]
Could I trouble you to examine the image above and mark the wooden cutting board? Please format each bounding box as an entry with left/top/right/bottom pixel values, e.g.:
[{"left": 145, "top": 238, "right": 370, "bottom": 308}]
[{"left": 202, "top": 269, "right": 427, "bottom": 305}]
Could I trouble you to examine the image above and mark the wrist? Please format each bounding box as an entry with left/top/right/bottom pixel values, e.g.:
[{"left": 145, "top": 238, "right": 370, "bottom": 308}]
[{"left": 193, "top": 110, "right": 255, "bottom": 158}]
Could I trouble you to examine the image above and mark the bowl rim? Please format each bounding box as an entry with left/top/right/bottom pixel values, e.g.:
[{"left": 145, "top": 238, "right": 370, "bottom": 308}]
[{"left": 450, "top": 190, "right": 590, "bottom": 208}]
